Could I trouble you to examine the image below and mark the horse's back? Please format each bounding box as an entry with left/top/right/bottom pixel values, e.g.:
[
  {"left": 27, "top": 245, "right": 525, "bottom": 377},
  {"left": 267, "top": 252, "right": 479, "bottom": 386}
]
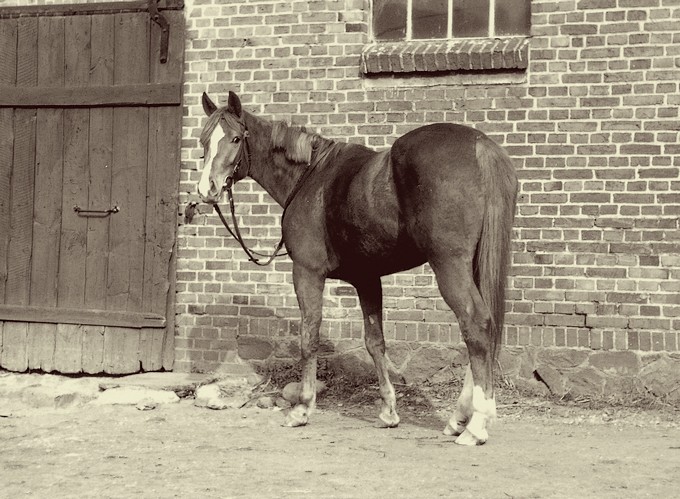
[{"left": 391, "top": 123, "right": 483, "bottom": 178}]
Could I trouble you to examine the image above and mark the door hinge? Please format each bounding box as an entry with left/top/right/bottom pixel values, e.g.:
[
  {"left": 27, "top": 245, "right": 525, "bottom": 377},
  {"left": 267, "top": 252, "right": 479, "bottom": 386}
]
[{"left": 148, "top": 0, "right": 170, "bottom": 64}]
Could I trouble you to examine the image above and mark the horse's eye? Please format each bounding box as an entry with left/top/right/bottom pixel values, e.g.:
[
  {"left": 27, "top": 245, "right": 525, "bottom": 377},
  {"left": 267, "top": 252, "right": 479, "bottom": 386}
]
[
  {"left": 199, "top": 154, "right": 205, "bottom": 159},
  {"left": 232, "top": 136, "right": 241, "bottom": 144}
]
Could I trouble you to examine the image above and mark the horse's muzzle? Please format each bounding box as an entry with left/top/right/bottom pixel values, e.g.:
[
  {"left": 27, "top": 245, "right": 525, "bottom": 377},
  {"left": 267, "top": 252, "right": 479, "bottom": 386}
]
[
  {"left": 199, "top": 175, "right": 232, "bottom": 204},
  {"left": 198, "top": 189, "right": 220, "bottom": 205}
]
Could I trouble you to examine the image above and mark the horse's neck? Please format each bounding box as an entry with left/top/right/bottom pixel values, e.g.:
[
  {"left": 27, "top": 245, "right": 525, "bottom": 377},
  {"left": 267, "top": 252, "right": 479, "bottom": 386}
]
[{"left": 244, "top": 113, "right": 308, "bottom": 207}]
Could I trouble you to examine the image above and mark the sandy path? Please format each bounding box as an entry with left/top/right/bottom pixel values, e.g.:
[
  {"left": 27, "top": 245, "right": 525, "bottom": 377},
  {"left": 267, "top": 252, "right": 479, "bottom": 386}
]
[{"left": 2, "top": 399, "right": 678, "bottom": 498}]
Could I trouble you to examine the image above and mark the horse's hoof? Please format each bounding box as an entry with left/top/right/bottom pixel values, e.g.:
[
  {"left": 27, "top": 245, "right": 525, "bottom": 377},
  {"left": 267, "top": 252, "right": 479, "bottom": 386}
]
[
  {"left": 454, "top": 428, "right": 487, "bottom": 446},
  {"left": 443, "top": 422, "right": 463, "bottom": 437},
  {"left": 283, "top": 406, "right": 309, "bottom": 427},
  {"left": 443, "top": 417, "right": 467, "bottom": 437},
  {"left": 379, "top": 410, "right": 400, "bottom": 428}
]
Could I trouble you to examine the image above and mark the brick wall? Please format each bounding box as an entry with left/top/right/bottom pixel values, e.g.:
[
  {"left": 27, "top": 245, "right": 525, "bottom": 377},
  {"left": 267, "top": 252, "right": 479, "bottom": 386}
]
[
  {"left": 3, "top": 0, "right": 678, "bottom": 387},
  {"left": 174, "top": 0, "right": 680, "bottom": 377},
  {"left": 175, "top": 0, "right": 679, "bottom": 377}
]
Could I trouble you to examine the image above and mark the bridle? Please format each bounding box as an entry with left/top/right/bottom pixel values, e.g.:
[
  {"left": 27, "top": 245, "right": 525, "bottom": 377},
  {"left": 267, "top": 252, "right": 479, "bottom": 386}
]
[
  {"left": 192, "top": 116, "right": 327, "bottom": 266},
  {"left": 212, "top": 120, "right": 288, "bottom": 266}
]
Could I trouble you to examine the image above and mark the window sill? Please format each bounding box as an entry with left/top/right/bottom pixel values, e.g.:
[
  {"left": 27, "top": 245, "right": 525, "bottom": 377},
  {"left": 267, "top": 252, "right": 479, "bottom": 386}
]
[{"left": 360, "top": 37, "right": 530, "bottom": 75}]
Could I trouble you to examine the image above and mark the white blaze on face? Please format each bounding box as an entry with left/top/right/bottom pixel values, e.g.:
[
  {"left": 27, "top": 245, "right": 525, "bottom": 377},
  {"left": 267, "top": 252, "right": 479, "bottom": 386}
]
[{"left": 198, "top": 125, "right": 226, "bottom": 199}]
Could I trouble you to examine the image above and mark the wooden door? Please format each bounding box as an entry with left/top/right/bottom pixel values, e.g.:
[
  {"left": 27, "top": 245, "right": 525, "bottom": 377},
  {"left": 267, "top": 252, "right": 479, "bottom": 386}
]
[{"left": 0, "top": 0, "right": 184, "bottom": 374}]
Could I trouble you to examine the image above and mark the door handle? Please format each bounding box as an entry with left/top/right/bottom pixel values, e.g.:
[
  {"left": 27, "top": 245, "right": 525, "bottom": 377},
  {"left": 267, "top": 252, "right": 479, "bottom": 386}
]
[{"left": 73, "top": 205, "right": 120, "bottom": 217}]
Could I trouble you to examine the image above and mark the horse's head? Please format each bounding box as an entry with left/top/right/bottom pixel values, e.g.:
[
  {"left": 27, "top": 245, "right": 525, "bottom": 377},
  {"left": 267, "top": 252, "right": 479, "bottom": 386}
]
[{"left": 197, "top": 91, "right": 249, "bottom": 204}]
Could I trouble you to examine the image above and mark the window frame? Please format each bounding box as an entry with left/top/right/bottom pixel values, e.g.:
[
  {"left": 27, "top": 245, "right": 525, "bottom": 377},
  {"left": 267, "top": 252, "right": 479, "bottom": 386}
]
[
  {"left": 362, "top": 0, "right": 531, "bottom": 76},
  {"left": 414, "top": 0, "right": 481, "bottom": 41},
  {"left": 373, "top": 0, "right": 527, "bottom": 42}
]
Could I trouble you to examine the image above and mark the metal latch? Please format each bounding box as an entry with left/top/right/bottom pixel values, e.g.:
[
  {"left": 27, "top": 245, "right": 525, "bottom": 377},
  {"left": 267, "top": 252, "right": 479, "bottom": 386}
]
[
  {"left": 148, "top": 0, "right": 169, "bottom": 64},
  {"left": 73, "top": 205, "right": 120, "bottom": 217}
]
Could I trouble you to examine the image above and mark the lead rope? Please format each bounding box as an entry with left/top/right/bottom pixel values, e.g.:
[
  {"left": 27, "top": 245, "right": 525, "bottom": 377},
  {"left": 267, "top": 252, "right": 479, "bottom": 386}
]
[
  {"left": 214, "top": 191, "right": 287, "bottom": 267},
  {"left": 214, "top": 159, "right": 317, "bottom": 266}
]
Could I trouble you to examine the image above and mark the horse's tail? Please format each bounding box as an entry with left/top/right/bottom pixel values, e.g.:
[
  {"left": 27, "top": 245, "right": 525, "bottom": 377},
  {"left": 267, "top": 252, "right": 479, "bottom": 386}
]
[{"left": 474, "top": 136, "right": 518, "bottom": 361}]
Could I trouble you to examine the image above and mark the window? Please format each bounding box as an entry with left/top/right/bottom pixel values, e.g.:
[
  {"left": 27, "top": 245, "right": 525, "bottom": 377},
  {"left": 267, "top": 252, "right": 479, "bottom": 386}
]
[
  {"left": 372, "top": 0, "right": 531, "bottom": 41},
  {"left": 362, "top": 0, "right": 531, "bottom": 75}
]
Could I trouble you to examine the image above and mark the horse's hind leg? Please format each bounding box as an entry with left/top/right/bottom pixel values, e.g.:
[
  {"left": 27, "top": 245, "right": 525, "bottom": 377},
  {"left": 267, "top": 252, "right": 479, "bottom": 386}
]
[
  {"left": 444, "top": 364, "right": 474, "bottom": 437},
  {"left": 355, "top": 277, "right": 399, "bottom": 427},
  {"left": 284, "top": 265, "right": 325, "bottom": 427},
  {"left": 431, "top": 259, "right": 496, "bottom": 445}
]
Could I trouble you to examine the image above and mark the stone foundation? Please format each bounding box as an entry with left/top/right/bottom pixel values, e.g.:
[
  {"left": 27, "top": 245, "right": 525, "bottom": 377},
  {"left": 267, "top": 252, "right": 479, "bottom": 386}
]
[{"left": 236, "top": 335, "right": 680, "bottom": 403}]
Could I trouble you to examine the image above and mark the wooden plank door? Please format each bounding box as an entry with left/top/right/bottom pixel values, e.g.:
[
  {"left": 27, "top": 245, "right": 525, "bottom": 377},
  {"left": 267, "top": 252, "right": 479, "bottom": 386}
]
[{"left": 0, "top": 0, "right": 184, "bottom": 374}]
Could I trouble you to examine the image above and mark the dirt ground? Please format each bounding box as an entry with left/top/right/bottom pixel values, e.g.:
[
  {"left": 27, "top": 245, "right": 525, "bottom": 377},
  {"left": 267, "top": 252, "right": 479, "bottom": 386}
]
[{"left": 2, "top": 389, "right": 679, "bottom": 499}]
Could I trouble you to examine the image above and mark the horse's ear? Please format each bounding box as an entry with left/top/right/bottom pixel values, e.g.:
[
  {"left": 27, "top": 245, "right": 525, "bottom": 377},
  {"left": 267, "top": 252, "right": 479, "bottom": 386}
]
[
  {"left": 202, "top": 92, "right": 217, "bottom": 116},
  {"left": 227, "top": 91, "right": 242, "bottom": 118}
]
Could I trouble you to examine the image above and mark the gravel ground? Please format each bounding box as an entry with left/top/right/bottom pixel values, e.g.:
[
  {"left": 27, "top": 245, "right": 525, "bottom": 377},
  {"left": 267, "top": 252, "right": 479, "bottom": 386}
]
[{"left": 1, "top": 388, "right": 679, "bottom": 499}]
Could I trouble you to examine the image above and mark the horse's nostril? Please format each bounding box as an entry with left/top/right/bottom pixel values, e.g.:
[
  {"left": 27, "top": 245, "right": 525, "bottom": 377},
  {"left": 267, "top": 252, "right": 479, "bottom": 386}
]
[{"left": 209, "top": 179, "right": 218, "bottom": 195}]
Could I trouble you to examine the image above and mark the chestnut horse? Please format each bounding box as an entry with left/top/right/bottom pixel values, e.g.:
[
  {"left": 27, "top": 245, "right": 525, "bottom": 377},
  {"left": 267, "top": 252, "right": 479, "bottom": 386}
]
[{"left": 197, "top": 91, "right": 517, "bottom": 445}]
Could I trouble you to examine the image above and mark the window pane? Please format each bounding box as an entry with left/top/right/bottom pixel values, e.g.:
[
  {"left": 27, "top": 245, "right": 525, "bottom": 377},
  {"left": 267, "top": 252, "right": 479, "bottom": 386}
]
[
  {"left": 412, "top": 0, "right": 448, "bottom": 39},
  {"left": 452, "top": 0, "right": 489, "bottom": 37},
  {"left": 495, "top": 0, "right": 531, "bottom": 36},
  {"left": 373, "top": 0, "right": 407, "bottom": 41}
]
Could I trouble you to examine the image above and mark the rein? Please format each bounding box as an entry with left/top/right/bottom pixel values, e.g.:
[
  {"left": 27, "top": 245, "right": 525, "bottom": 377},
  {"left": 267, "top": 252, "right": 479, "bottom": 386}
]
[
  {"left": 212, "top": 122, "right": 326, "bottom": 266},
  {"left": 214, "top": 192, "right": 286, "bottom": 267}
]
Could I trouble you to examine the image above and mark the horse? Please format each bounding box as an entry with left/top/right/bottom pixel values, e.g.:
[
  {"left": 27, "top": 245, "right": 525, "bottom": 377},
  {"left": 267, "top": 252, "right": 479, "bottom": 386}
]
[{"left": 196, "top": 91, "right": 518, "bottom": 445}]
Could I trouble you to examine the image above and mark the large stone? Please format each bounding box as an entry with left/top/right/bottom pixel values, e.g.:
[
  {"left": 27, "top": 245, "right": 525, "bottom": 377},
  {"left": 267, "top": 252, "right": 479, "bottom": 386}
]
[
  {"left": 280, "top": 380, "right": 327, "bottom": 404},
  {"left": 331, "top": 339, "right": 364, "bottom": 355},
  {"left": 386, "top": 342, "right": 412, "bottom": 370},
  {"left": 603, "top": 376, "right": 638, "bottom": 395},
  {"left": 274, "top": 340, "right": 300, "bottom": 359},
  {"left": 194, "top": 382, "right": 251, "bottom": 410},
  {"left": 256, "top": 396, "right": 275, "bottom": 409},
  {"left": 639, "top": 356, "right": 680, "bottom": 400},
  {"left": 589, "top": 351, "right": 641, "bottom": 375},
  {"left": 95, "top": 387, "right": 179, "bottom": 406},
  {"left": 281, "top": 382, "right": 301, "bottom": 403},
  {"left": 428, "top": 365, "right": 464, "bottom": 385},
  {"left": 328, "top": 349, "right": 374, "bottom": 378},
  {"left": 237, "top": 336, "right": 274, "bottom": 360},
  {"left": 536, "top": 348, "right": 589, "bottom": 370},
  {"left": 518, "top": 348, "right": 537, "bottom": 379},
  {"left": 640, "top": 352, "right": 664, "bottom": 368},
  {"left": 99, "top": 372, "right": 209, "bottom": 397},
  {"left": 317, "top": 340, "right": 337, "bottom": 357},
  {"left": 194, "top": 384, "right": 222, "bottom": 405},
  {"left": 565, "top": 367, "right": 606, "bottom": 396},
  {"left": 327, "top": 350, "right": 403, "bottom": 383},
  {"left": 401, "top": 346, "right": 453, "bottom": 384},
  {"left": 534, "top": 366, "right": 566, "bottom": 396},
  {"left": 514, "top": 377, "right": 551, "bottom": 397},
  {"left": 498, "top": 348, "right": 522, "bottom": 377},
  {"left": 0, "top": 373, "right": 100, "bottom": 409}
]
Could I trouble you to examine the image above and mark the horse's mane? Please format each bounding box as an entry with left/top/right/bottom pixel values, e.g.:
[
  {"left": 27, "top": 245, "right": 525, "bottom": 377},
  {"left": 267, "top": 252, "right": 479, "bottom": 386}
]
[
  {"left": 203, "top": 110, "right": 351, "bottom": 167},
  {"left": 271, "top": 121, "right": 339, "bottom": 165}
]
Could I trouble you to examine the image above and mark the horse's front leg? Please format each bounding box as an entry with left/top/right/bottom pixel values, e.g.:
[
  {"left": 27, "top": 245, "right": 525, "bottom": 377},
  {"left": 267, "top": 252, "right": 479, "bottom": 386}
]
[
  {"left": 284, "top": 264, "right": 325, "bottom": 427},
  {"left": 355, "top": 277, "right": 399, "bottom": 428}
]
